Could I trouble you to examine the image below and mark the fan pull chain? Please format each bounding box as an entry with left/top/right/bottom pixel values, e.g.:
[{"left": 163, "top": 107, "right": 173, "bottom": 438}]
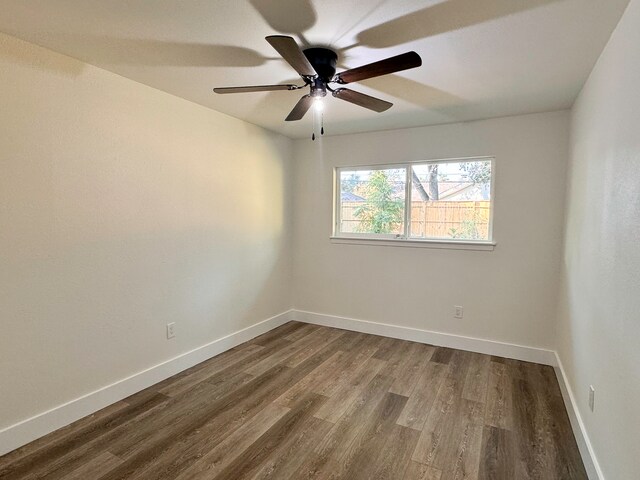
[
  {"left": 312, "top": 108, "right": 316, "bottom": 141},
  {"left": 321, "top": 113, "right": 324, "bottom": 136}
]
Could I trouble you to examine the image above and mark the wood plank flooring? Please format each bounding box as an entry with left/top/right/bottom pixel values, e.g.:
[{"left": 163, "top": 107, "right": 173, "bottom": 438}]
[{"left": 0, "top": 322, "right": 587, "bottom": 479}]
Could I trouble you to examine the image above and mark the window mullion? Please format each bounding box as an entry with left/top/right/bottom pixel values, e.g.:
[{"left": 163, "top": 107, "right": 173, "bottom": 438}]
[
  {"left": 335, "top": 168, "right": 341, "bottom": 235},
  {"left": 404, "top": 165, "right": 411, "bottom": 239},
  {"left": 337, "top": 169, "right": 341, "bottom": 235}
]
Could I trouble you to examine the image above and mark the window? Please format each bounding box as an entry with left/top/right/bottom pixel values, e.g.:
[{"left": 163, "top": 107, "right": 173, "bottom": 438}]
[
  {"left": 334, "top": 158, "right": 494, "bottom": 244},
  {"left": 337, "top": 167, "right": 407, "bottom": 237}
]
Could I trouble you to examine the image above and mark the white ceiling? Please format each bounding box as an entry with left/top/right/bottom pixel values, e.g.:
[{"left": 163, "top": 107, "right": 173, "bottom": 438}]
[{"left": 0, "top": 0, "right": 629, "bottom": 138}]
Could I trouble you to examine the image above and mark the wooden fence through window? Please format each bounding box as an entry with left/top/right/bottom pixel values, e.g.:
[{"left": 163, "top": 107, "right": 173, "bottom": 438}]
[{"left": 339, "top": 201, "right": 491, "bottom": 238}]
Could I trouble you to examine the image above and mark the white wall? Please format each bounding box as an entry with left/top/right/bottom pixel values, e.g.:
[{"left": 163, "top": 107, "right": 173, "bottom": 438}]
[
  {"left": 0, "top": 33, "right": 293, "bottom": 431},
  {"left": 293, "top": 111, "right": 569, "bottom": 350},
  {"left": 558, "top": 0, "right": 640, "bottom": 478}
]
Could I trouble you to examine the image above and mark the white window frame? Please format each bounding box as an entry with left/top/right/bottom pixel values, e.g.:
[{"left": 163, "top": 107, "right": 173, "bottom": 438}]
[{"left": 332, "top": 156, "right": 496, "bottom": 250}]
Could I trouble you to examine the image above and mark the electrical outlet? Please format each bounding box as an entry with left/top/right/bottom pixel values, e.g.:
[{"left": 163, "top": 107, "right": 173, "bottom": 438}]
[
  {"left": 167, "top": 322, "right": 176, "bottom": 339},
  {"left": 454, "top": 306, "right": 464, "bottom": 319},
  {"left": 589, "top": 385, "right": 595, "bottom": 412}
]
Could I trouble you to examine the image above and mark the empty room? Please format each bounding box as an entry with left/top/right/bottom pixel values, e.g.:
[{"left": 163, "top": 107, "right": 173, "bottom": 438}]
[{"left": 1, "top": 1, "right": 638, "bottom": 479}]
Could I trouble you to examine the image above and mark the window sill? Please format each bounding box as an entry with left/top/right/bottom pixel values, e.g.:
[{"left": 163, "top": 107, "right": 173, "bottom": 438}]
[{"left": 329, "top": 236, "right": 496, "bottom": 251}]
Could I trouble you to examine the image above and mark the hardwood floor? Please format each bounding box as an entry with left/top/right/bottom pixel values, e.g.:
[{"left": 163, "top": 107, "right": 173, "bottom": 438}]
[{"left": 0, "top": 322, "right": 587, "bottom": 479}]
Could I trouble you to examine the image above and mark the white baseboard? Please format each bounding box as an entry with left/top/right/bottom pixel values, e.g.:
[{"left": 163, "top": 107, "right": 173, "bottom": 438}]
[
  {"left": 0, "top": 310, "right": 293, "bottom": 457},
  {"left": 554, "top": 353, "right": 604, "bottom": 480},
  {"left": 292, "top": 310, "right": 557, "bottom": 366}
]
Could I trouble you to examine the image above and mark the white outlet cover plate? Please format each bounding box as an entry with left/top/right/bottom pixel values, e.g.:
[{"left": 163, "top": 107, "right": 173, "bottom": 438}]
[{"left": 167, "top": 323, "right": 176, "bottom": 339}]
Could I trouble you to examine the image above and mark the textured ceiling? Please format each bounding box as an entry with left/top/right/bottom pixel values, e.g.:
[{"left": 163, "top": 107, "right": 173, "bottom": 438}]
[{"left": 0, "top": 0, "right": 630, "bottom": 138}]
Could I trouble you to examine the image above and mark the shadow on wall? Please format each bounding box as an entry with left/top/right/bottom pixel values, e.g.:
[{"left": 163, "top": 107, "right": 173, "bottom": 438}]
[
  {"left": 245, "top": 0, "right": 562, "bottom": 118},
  {"left": 350, "top": 0, "right": 562, "bottom": 49},
  {"left": 0, "top": 33, "right": 85, "bottom": 76},
  {"left": 39, "top": 35, "right": 275, "bottom": 68},
  {"left": 250, "top": 0, "right": 316, "bottom": 45},
  {"left": 357, "top": 75, "right": 464, "bottom": 110},
  {"left": 0, "top": 0, "right": 563, "bottom": 107}
]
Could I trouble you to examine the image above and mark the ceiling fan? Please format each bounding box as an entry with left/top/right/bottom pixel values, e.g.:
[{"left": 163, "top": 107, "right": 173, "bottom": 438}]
[{"left": 214, "top": 35, "right": 422, "bottom": 123}]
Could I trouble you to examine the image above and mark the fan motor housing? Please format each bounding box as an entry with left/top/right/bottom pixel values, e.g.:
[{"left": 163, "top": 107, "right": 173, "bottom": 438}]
[{"left": 303, "top": 47, "right": 338, "bottom": 82}]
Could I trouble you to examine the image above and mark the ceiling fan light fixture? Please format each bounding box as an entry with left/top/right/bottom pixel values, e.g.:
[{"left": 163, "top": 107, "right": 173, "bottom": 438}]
[
  {"left": 213, "top": 35, "right": 423, "bottom": 134},
  {"left": 310, "top": 77, "right": 327, "bottom": 98}
]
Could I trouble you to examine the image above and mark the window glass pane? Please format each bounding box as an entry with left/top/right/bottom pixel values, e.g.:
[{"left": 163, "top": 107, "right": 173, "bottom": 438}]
[
  {"left": 339, "top": 168, "right": 406, "bottom": 235},
  {"left": 409, "top": 160, "right": 492, "bottom": 240}
]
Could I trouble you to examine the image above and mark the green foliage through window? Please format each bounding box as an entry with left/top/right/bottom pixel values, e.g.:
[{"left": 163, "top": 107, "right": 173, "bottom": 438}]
[
  {"left": 353, "top": 170, "right": 404, "bottom": 234},
  {"left": 460, "top": 161, "right": 491, "bottom": 185}
]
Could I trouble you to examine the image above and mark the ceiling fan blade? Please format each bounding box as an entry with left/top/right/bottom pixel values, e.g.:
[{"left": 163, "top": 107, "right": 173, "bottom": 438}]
[
  {"left": 214, "top": 84, "right": 298, "bottom": 94},
  {"left": 266, "top": 35, "right": 317, "bottom": 77},
  {"left": 285, "top": 95, "right": 314, "bottom": 121},
  {"left": 335, "top": 51, "right": 422, "bottom": 84},
  {"left": 332, "top": 88, "right": 392, "bottom": 112}
]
